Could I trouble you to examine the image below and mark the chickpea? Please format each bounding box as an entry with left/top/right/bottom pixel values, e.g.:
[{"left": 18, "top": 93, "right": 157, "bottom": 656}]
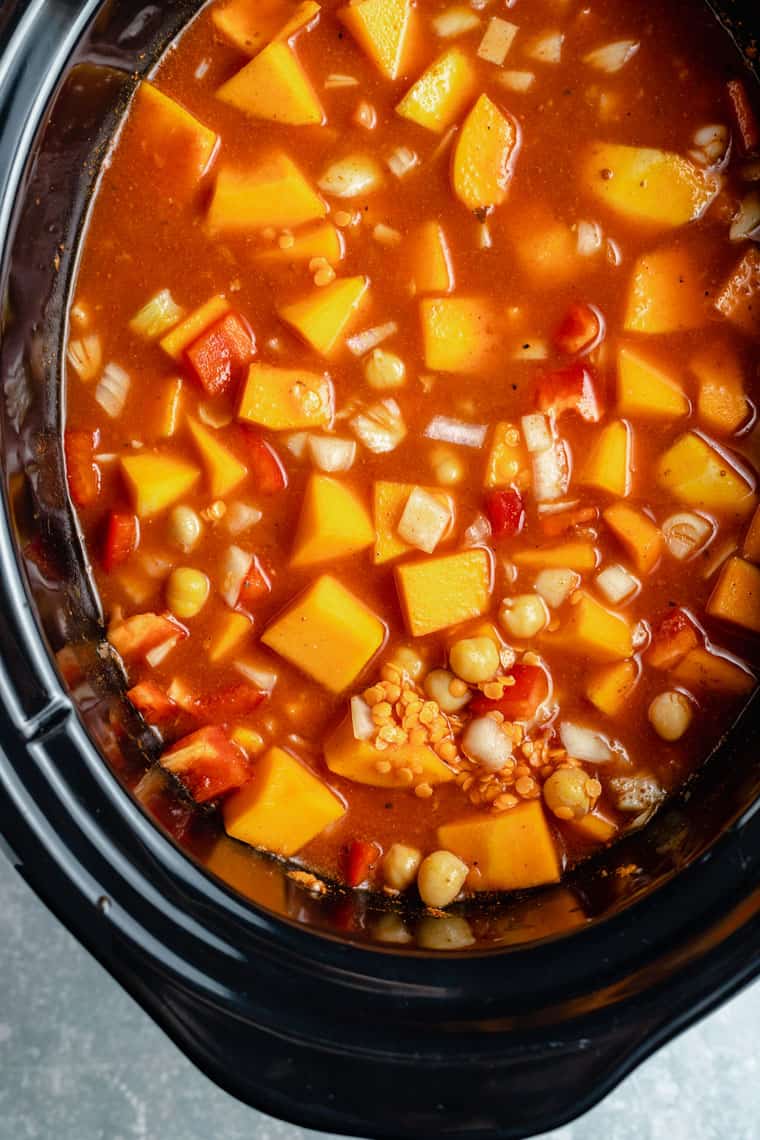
[
  {"left": 543, "top": 766, "right": 593, "bottom": 820},
  {"left": 449, "top": 636, "right": 500, "bottom": 684},
  {"left": 166, "top": 567, "right": 210, "bottom": 619},
  {"left": 365, "top": 348, "right": 406, "bottom": 390},
  {"left": 461, "top": 716, "right": 513, "bottom": 772},
  {"left": 423, "top": 668, "right": 472, "bottom": 713},
  {"left": 417, "top": 850, "right": 469, "bottom": 908},
  {"left": 372, "top": 913, "right": 413, "bottom": 944},
  {"left": 648, "top": 690, "right": 693, "bottom": 742},
  {"left": 388, "top": 645, "right": 425, "bottom": 681},
  {"left": 168, "top": 505, "right": 202, "bottom": 553},
  {"left": 382, "top": 843, "right": 423, "bottom": 891},
  {"left": 416, "top": 915, "right": 475, "bottom": 951},
  {"left": 499, "top": 593, "right": 549, "bottom": 640}
]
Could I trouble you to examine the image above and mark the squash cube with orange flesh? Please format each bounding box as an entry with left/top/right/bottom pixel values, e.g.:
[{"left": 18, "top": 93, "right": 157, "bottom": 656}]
[
  {"left": 276, "top": 0, "right": 321, "bottom": 40},
  {"left": 396, "top": 47, "right": 477, "bottom": 133},
  {"left": 671, "top": 646, "right": 756, "bottom": 694},
  {"left": 656, "top": 433, "right": 756, "bottom": 516},
  {"left": 690, "top": 340, "right": 749, "bottom": 435},
  {"left": 120, "top": 453, "right": 200, "bottom": 518},
  {"left": 602, "top": 502, "right": 662, "bottom": 574},
  {"left": 394, "top": 549, "right": 491, "bottom": 637},
  {"left": 569, "top": 812, "right": 618, "bottom": 845},
  {"left": 408, "top": 221, "right": 454, "bottom": 295},
  {"left": 210, "top": 612, "right": 253, "bottom": 663},
  {"left": 237, "top": 364, "right": 333, "bottom": 430},
  {"left": 582, "top": 143, "right": 718, "bottom": 228},
  {"left": 437, "top": 801, "right": 560, "bottom": 891},
  {"left": 207, "top": 156, "right": 326, "bottom": 233},
  {"left": 420, "top": 297, "right": 497, "bottom": 373},
  {"left": 223, "top": 746, "right": 345, "bottom": 856},
  {"left": 256, "top": 221, "right": 343, "bottom": 265},
  {"left": 485, "top": 422, "right": 530, "bottom": 489},
  {"left": 187, "top": 417, "right": 248, "bottom": 498},
  {"left": 543, "top": 592, "right": 632, "bottom": 662},
  {"left": 513, "top": 541, "right": 598, "bottom": 573},
  {"left": 706, "top": 556, "right": 760, "bottom": 634},
  {"left": 714, "top": 247, "right": 760, "bottom": 338},
  {"left": 338, "top": 0, "right": 412, "bottom": 80},
  {"left": 585, "top": 659, "right": 638, "bottom": 717},
  {"left": 278, "top": 276, "right": 369, "bottom": 355},
  {"left": 579, "top": 420, "right": 632, "bottom": 497},
  {"left": 130, "top": 83, "right": 218, "bottom": 185},
  {"left": 217, "top": 41, "right": 324, "bottom": 125},
  {"left": 452, "top": 94, "right": 520, "bottom": 212},
  {"left": 324, "top": 715, "right": 455, "bottom": 788},
  {"left": 624, "top": 247, "right": 707, "bottom": 333},
  {"left": 616, "top": 345, "right": 689, "bottom": 420},
  {"left": 160, "top": 296, "right": 231, "bottom": 362},
  {"left": 743, "top": 504, "right": 760, "bottom": 563},
  {"left": 212, "top": 0, "right": 318, "bottom": 56},
  {"left": 291, "top": 474, "right": 375, "bottom": 567},
  {"left": 373, "top": 481, "right": 451, "bottom": 564},
  {"left": 262, "top": 574, "right": 386, "bottom": 692}
]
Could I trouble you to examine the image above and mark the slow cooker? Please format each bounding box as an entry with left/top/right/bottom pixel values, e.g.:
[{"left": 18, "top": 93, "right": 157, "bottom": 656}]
[{"left": 1, "top": 1, "right": 759, "bottom": 1136}]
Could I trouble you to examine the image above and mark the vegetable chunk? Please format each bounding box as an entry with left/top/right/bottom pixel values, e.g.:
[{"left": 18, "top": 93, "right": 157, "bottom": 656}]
[
  {"left": 212, "top": 0, "right": 318, "bottom": 55},
  {"left": 160, "top": 296, "right": 231, "bottom": 362},
  {"left": 162, "top": 726, "right": 249, "bottom": 803},
  {"left": 224, "top": 746, "right": 345, "bottom": 855},
  {"left": 544, "top": 592, "right": 632, "bottom": 662},
  {"left": 512, "top": 542, "right": 597, "bottom": 573},
  {"left": 256, "top": 222, "right": 343, "bottom": 265},
  {"left": 262, "top": 574, "right": 386, "bottom": 691},
  {"left": 187, "top": 418, "right": 248, "bottom": 498},
  {"left": 420, "top": 297, "right": 496, "bottom": 373},
  {"left": 278, "top": 276, "right": 370, "bottom": 355},
  {"left": 437, "top": 801, "right": 560, "bottom": 891},
  {"left": 602, "top": 502, "right": 662, "bottom": 574},
  {"left": 582, "top": 143, "right": 718, "bottom": 227},
  {"left": 291, "top": 474, "right": 375, "bottom": 567},
  {"left": 120, "top": 453, "right": 200, "bottom": 517},
  {"left": 585, "top": 660, "right": 638, "bottom": 717},
  {"left": 706, "top": 556, "right": 760, "bottom": 633},
  {"left": 324, "top": 715, "right": 455, "bottom": 787},
  {"left": 217, "top": 42, "right": 324, "bottom": 125},
  {"left": 237, "top": 364, "right": 333, "bottom": 429},
  {"left": 714, "top": 248, "right": 760, "bottom": 337},
  {"left": 485, "top": 422, "right": 529, "bottom": 488},
  {"left": 373, "top": 481, "right": 451, "bottom": 563},
  {"left": 690, "top": 341, "right": 748, "bottom": 435},
  {"left": 672, "top": 647, "right": 755, "bottom": 694},
  {"left": 617, "top": 345, "right": 689, "bottom": 420},
  {"left": 338, "top": 0, "right": 412, "bottom": 80},
  {"left": 395, "top": 549, "right": 491, "bottom": 636},
  {"left": 625, "top": 247, "right": 706, "bottom": 333},
  {"left": 451, "top": 94, "right": 520, "bottom": 212},
  {"left": 656, "top": 433, "right": 755, "bottom": 515},
  {"left": 207, "top": 155, "right": 326, "bottom": 232},
  {"left": 579, "top": 420, "right": 631, "bottom": 497},
  {"left": 408, "top": 221, "right": 454, "bottom": 295},
  {"left": 130, "top": 83, "right": 218, "bottom": 185},
  {"left": 396, "top": 47, "right": 477, "bottom": 133}
]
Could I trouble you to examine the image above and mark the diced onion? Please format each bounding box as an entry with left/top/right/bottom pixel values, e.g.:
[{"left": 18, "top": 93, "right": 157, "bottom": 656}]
[
  {"left": 662, "top": 512, "right": 713, "bottom": 560},
  {"left": 432, "top": 5, "right": 481, "bottom": 37},
  {"left": 386, "top": 146, "right": 419, "bottom": 178},
  {"left": 477, "top": 16, "right": 518, "bottom": 64},
  {"left": 220, "top": 545, "right": 252, "bottom": 608},
  {"left": 308, "top": 434, "right": 357, "bottom": 472},
  {"left": 318, "top": 155, "right": 383, "bottom": 198},
  {"left": 534, "top": 567, "right": 579, "bottom": 608},
  {"left": 595, "top": 563, "right": 639, "bottom": 605},
  {"left": 95, "top": 362, "right": 130, "bottom": 418},
  {"left": 729, "top": 192, "right": 760, "bottom": 242},
  {"left": 285, "top": 432, "right": 310, "bottom": 460},
  {"left": 226, "top": 502, "right": 263, "bottom": 535},
  {"left": 235, "top": 659, "right": 278, "bottom": 692},
  {"left": 424, "top": 415, "right": 488, "bottom": 448},
  {"left": 145, "top": 636, "right": 180, "bottom": 668},
  {"left": 559, "top": 721, "right": 613, "bottom": 763},
  {"left": 583, "top": 40, "right": 639, "bottom": 74},
  {"left": 463, "top": 512, "right": 491, "bottom": 547},
  {"left": 525, "top": 30, "right": 563, "bottom": 64},
  {"left": 324, "top": 73, "right": 359, "bottom": 88},
  {"left": 521, "top": 413, "right": 552, "bottom": 453},
  {"left": 536, "top": 498, "right": 579, "bottom": 515},
  {"left": 576, "top": 219, "right": 603, "bottom": 257},
  {"left": 198, "top": 399, "right": 234, "bottom": 428},
  {"left": 398, "top": 487, "right": 452, "bottom": 553},
  {"left": 691, "top": 123, "right": 730, "bottom": 168},
  {"left": 609, "top": 775, "right": 664, "bottom": 813},
  {"left": 351, "top": 695, "right": 375, "bottom": 740},
  {"left": 129, "top": 289, "right": 184, "bottom": 339},
  {"left": 372, "top": 223, "right": 402, "bottom": 246},
  {"left": 498, "top": 69, "right": 535, "bottom": 92},
  {"left": 346, "top": 321, "right": 398, "bottom": 356},
  {"left": 351, "top": 398, "right": 407, "bottom": 453},
  {"left": 532, "top": 443, "right": 570, "bottom": 502},
  {"left": 67, "top": 334, "right": 102, "bottom": 383}
]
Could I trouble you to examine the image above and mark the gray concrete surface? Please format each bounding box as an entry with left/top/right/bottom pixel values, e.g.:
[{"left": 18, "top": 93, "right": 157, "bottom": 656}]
[{"left": 1, "top": 861, "right": 758, "bottom": 1140}]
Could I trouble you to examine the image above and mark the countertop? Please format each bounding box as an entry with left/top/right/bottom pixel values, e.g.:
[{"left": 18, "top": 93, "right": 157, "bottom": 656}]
[{"left": 1, "top": 861, "right": 758, "bottom": 1140}]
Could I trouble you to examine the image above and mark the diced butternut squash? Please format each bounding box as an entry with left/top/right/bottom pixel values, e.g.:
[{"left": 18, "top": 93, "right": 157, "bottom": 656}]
[
  {"left": 579, "top": 420, "right": 631, "bottom": 497},
  {"left": 256, "top": 221, "right": 343, "bottom": 264},
  {"left": 373, "top": 481, "right": 451, "bottom": 564},
  {"left": 706, "top": 555, "right": 760, "bottom": 634},
  {"left": 120, "top": 453, "right": 200, "bottom": 518},
  {"left": 656, "top": 433, "right": 756, "bottom": 515},
  {"left": 394, "top": 549, "right": 491, "bottom": 637},
  {"left": 278, "top": 276, "right": 369, "bottom": 355},
  {"left": 324, "top": 715, "right": 455, "bottom": 788},
  {"left": 582, "top": 143, "right": 718, "bottom": 228},
  {"left": 155, "top": 377, "right": 183, "bottom": 438},
  {"left": 671, "top": 646, "right": 755, "bottom": 694},
  {"left": 338, "top": 0, "right": 412, "bottom": 80},
  {"left": 646, "top": 608, "right": 698, "bottom": 670},
  {"left": 237, "top": 364, "right": 333, "bottom": 429},
  {"left": 743, "top": 504, "right": 760, "bottom": 563},
  {"left": 217, "top": 41, "right": 324, "bottom": 125},
  {"left": 569, "top": 812, "right": 618, "bottom": 845},
  {"left": 207, "top": 155, "right": 326, "bottom": 233},
  {"left": 262, "top": 574, "right": 386, "bottom": 691},
  {"left": 408, "top": 221, "right": 454, "bottom": 295},
  {"left": 585, "top": 659, "right": 638, "bottom": 717},
  {"left": 617, "top": 345, "right": 689, "bottom": 420},
  {"left": 543, "top": 592, "right": 632, "bottom": 662},
  {"left": 625, "top": 247, "right": 706, "bottom": 333},
  {"left": 452, "top": 94, "right": 519, "bottom": 213},
  {"left": 396, "top": 47, "right": 476, "bottom": 133},
  {"left": 187, "top": 417, "right": 248, "bottom": 498},
  {"left": 513, "top": 541, "right": 597, "bottom": 573},
  {"left": 210, "top": 612, "right": 253, "bottom": 662},
  {"left": 714, "top": 248, "right": 760, "bottom": 337},
  {"left": 291, "top": 474, "right": 375, "bottom": 567},
  {"left": 160, "top": 296, "right": 231, "bottom": 362},
  {"left": 130, "top": 83, "right": 218, "bottom": 185},
  {"left": 223, "top": 746, "right": 345, "bottom": 856},
  {"left": 690, "top": 340, "right": 749, "bottom": 435},
  {"left": 602, "top": 502, "right": 662, "bottom": 574},
  {"left": 485, "top": 422, "right": 530, "bottom": 489},
  {"left": 420, "top": 296, "right": 496, "bottom": 373},
  {"left": 276, "top": 0, "right": 321, "bottom": 40},
  {"left": 212, "top": 0, "right": 288, "bottom": 55},
  {"left": 509, "top": 205, "right": 578, "bottom": 285},
  {"left": 437, "top": 801, "right": 561, "bottom": 891}
]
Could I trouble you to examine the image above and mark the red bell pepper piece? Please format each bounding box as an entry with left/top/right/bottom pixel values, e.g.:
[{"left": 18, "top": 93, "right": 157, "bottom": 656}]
[
  {"left": 485, "top": 488, "right": 525, "bottom": 538},
  {"left": 191, "top": 681, "right": 267, "bottom": 723},
  {"left": 237, "top": 554, "right": 272, "bottom": 609},
  {"left": 470, "top": 664, "right": 548, "bottom": 721},
  {"left": 553, "top": 302, "right": 604, "bottom": 357},
  {"left": 727, "top": 79, "right": 759, "bottom": 155},
  {"left": 64, "top": 428, "right": 101, "bottom": 507},
  {"left": 646, "top": 609, "right": 699, "bottom": 671},
  {"left": 161, "top": 725, "right": 250, "bottom": 803},
  {"left": 344, "top": 840, "right": 381, "bottom": 887},
  {"left": 240, "top": 428, "right": 288, "bottom": 493},
  {"left": 102, "top": 511, "right": 139, "bottom": 571},
  {"left": 185, "top": 312, "right": 255, "bottom": 396},
  {"left": 536, "top": 363, "right": 602, "bottom": 423},
  {"left": 107, "top": 611, "right": 187, "bottom": 660},
  {"left": 127, "top": 680, "right": 177, "bottom": 725}
]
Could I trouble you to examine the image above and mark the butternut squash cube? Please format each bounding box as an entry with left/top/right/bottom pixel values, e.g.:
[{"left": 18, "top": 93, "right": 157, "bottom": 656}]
[
  {"left": 160, "top": 296, "right": 231, "bottom": 362},
  {"left": 276, "top": 0, "right": 321, "bottom": 40},
  {"left": 338, "top": 0, "right": 412, "bottom": 80},
  {"left": 255, "top": 221, "right": 343, "bottom": 265},
  {"left": 579, "top": 420, "right": 632, "bottom": 497},
  {"left": 394, "top": 549, "right": 491, "bottom": 637},
  {"left": 452, "top": 94, "right": 519, "bottom": 212},
  {"left": 291, "top": 473, "right": 375, "bottom": 567},
  {"left": 743, "top": 504, "right": 760, "bottom": 563},
  {"left": 513, "top": 541, "right": 598, "bottom": 573},
  {"left": 543, "top": 592, "right": 632, "bottom": 662},
  {"left": 131, "top": 83, "right": 218, "bottom": 185},
  {"left": 437, "top": 801, "right": 560, "bottom": 891},
  {"left": 396, "top": 47, "right": 477, "bottom": 133},
  {"left": 262, "top": 574, "right": 386, "bottom": 691},
  {"left": 585, "top": 659, "right": 638, "bottom": 717},
  {"left": 187, "top": 417, "right": 248, "bottom": 498},
  {"left": 582, "top": 143, "right": 718, "bottom": 228},
  {"left": 509, "top": 205, "right": 578, "bottom": 285},
  {"left": 617, "top": 345, "right": 689, "bottom": 420},
  {"left": 671, "top": 646, "right": 755, "bottom": 694},
  {"left": 656, "top": 433, "right": 755, "bottom": 515},
  {"left": 209, "top": 612, "right": 253, "bottom": 662},
  {"left": 223, "top": 746, "right": 345, "bottom": 856},
  {"left": 714, "top": 248, "right": 760, "bottom": 337},
  {"left": 238, "top": 364, "right": 333, "bottom": 429},
  {"left": 324, "top": 715, "right": 455, "bottom": 788},
  {"left": 373, "top": 481, "right": 451, "bottom": 564},
  {"left": 569, "top": 812, "right": 618, "bottom": 845},
  {"left": 690, "top": 340, "right": 749, "bottom": 435},
  {"left": 625, "top": 247, "right": 706, "bottom": 333},
  {"left": 278, "top": 276, "right": 369, "bottom": 355},
  {"left": 408, "top": 221, "right": 454, "bottom": 295},
  {"left": 602, "top": 502, "right": 662, "bottom": 574},
  {"left": 207, "top": 155, "right": 326, "bottom": 233},
  {"left": 420, "top": 296, "right": 497, "bottom": 373},
  {"left": 212, "top": 0, "right": 313, "bottom": 55},
  {"left": 217, "top": 41, "right": 324, "bottom": 125},
  {"left": 120, "top": 453, "right": 200, "bottom": 518},
  {"left": 485, "top": 422, "right": 530, "bottom": 488},
  {"left": 706, "top": 555, "right": 760, "bottom": 634}
]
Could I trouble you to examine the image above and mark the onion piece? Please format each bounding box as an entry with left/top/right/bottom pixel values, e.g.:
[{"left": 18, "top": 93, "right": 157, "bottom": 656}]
[
  {"left": 285, "top": 432, "right": 310, "bottom": 460},
  {"left": 67, "top": 334, "right": 102, "bottom": 383},
  {"left": 129, "top": 289, "right": 184, "bottom": 339},
  {"left": 525, "top": 30, "right": 563, "bottom": 64},
  {"left": 226, "top": 502, "right": 263, "bottom": 535},
  {"left": 536, "top": 498, "right": 579, "bottom": 515},
  {"left": 235, "top": 659, "right": 278, "bottom": 692},
  {"left": 690, "top": 123, "right": 730, "bottom": 169},
  {"left": 534, "top": 567, "right": 579, "bottom": 608},
  {"left": 351, "top": 695, "right": 375, "bottom": 740},
  {"left": 318, "top": 155, "right": 383, "bottom": 198},
  {"left": 595, "top": 563, "right": 639, "bottom": 605},
  {"left": 559, "top": 721, "right": 613, "bottom": 763},
  {"left": 398, "top": 487, "right": 452, "bottom": 553},
  {"left": 583, "top": 39, "right": 639, "bottom": 74},
  {"left": 372, "top": 223, "right": 402, "bottom": 247},
  {"left": 662, "top": 512, "right": 713, "bottom": 560},
  {"left": 386, "top": 146, "right": 418, "bottom": 178},
  {"left": 463, "top": 512, "right": 491, "bottom": 548},
  {"left": 219, "top": 545, "right": 252, "bottom": 609},
  {"left": 532, "top": 443, "right": 570, "bottom": 502},
  {"left": 477, "top": 16, "right": 518, "bottom": 65},
  {"left": 95, "top": 363, "right": 130, "bottom": 418},
  {"left": 145, "top": 636, "right": 181, "bottom": 668},
  {"left": 609, "top": 774, "right": 664, "bottom": 813},
  {"left": 521, "top": 413, "right": 552, "bottom": 453},
  {"left": 308, "top": 434, "right": 357, "bottom": 472},
  {"left": 351, "top": 398, "right": 406, "bottom": 453},
  {"left": 498, "top": 69, "right": 535, "bottom": 92},
  {"left": 424, "top": 415, "right": 488, "bottom": 448},
  {"left": 432, "top": 5, "right": 481, "bottom": 37},
  {"left": 576, "top": 219, "right": 603, "bottom": 256},
  {"left": 346, "top": 321, "right": 398, "bottom": 356},
  {"left": 324, "top": 73, "right": 359, "bottom": 89},
  {"left": 198, "top": 399, "right": 234, "bottom": 428},
  {"left": 729, "top": 191, "right": 760, "bottom": 242}
]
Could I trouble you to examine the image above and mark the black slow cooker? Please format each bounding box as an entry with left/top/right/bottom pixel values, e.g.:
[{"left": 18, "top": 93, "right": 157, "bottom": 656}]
[{"left": 1, "top": 2, "right": 759, "bottom": 1137}]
